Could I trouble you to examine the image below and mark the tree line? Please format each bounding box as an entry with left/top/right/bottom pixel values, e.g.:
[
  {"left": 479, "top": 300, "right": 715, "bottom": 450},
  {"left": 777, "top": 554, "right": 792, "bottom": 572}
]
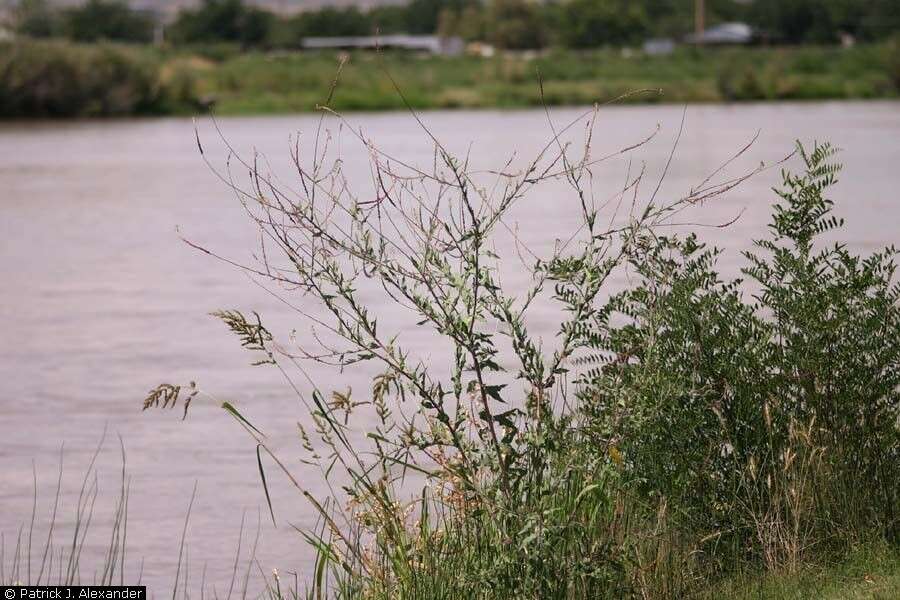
[{"left": 10, "top": 0, "right": 900, "bottom": 49}]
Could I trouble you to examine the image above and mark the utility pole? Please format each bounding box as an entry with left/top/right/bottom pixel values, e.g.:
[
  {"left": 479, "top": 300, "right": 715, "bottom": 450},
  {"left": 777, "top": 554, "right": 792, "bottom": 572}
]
[{"left": 695, "top": 0, "right": 706, "bottom": 38}]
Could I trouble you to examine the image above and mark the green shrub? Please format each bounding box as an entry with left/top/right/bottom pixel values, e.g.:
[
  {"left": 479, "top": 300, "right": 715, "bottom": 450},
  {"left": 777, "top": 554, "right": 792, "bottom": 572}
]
[
  {"left": 0, "top": 41, "right": 199, "bottom": 117},
  {"left": 558, "top": 0, "right": 650, "bottom": 48},
  {"left": 887, "top": 35, "right": 900, "bottom": 92},
  {"left": 167, "top": 0, "right": 274, "bottom": 48},
  {"left": 13, "top": 0, "right": 63, "bottom": 39},
  {"left": 61, "top": 0, "right": 155, "bottom": 44},
  {"left": 718, "top": 64, "right": 770, "bottom": 100},
  {"left": 582, "top": 143, "right": 899, "bottom": 571}
]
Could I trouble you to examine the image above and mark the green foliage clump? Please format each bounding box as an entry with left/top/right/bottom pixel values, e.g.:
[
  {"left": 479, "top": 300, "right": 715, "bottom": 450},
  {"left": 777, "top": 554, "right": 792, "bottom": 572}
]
[
  {"left": 13, "top": 0, "right": 155, "bottom": 44},
  {"left": 485, "top": 0, "right": 547, "bottom": 50},
  {"left": 557, "top": 0, "right": 650, "bottom": 48},
  {"left": 288, "top": 7, "right": 371, "bottom": 39},
  {"left": 887, "top": 34, "right": 900, "bottom": 92},
  {"left": 0, "top": 41, "right": 199, "bottom": 118},
  {"left": 12, "top": 0, "right": 62, "bottom": 39},
  {"left": 747, "top": 0, "right": 900, "bottom": 44},
  {"left": 582, "top": 143, "right": 899, "bottom": 572},
  {"left": 62, "top": 0, "right": 155, "bottom": 44},
  {"left": 168, "top": 0, "right": 274, "bottom": 48}
]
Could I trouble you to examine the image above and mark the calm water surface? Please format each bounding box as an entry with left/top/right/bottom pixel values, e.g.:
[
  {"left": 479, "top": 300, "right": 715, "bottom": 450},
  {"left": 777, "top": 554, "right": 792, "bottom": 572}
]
[{"left": 1, "top": 102, "right": 898, "bottom": 592}]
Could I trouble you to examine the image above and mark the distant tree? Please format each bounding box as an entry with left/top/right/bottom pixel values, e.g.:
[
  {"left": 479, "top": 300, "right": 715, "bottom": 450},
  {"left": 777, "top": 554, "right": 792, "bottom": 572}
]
[
  {"left": 748, "top": 0, "right": 828, "bottom": 43},
  {"left": 856, "top": 0, "right": 900, "bottom": 41},
  {"left": 436, "top": 8, "right": 459, "bottom": 39},
  {"left": 403, "top": 0, "right": 445, "bottom": 34},
  {"left": 437, "top": 4, "right": 486, "bottom": 41},
  {"left": 744, "top": 0, "right": 900, "bottom": 43},
  {"left": 61, "top": 0, "right": 155, "bottom": 43},
  {"left": 238, "top": 5, "right": 275, "bottom": 45},
  {"left": 559, "top": 0, "right": 649, "bottom": 48},
  {"left": 639, "top": 0, "right": 750, "bottom": 39},
  {"left": 634, "top": 0, "right": 898, "bottom": 44},
  {"left": 368, "top": 4, "right": 408, "bottom": 35},
  {"left": 168, "top": 0, "right": 273, "bottom": 47},
  {"left": 13, "top": 0, "right": 62, "bottom": 38},
  {"left": 290, "top": 7, "right": 370, "bottom": 38},
  {"left": 404, "top": 0, "right": 474, "bottom": 34},
  {"left": 458, "top": 4, "right": 488, "bottom": 41},
  {"left": 488, "top": 0, "right": 546, "bottom": 49}
]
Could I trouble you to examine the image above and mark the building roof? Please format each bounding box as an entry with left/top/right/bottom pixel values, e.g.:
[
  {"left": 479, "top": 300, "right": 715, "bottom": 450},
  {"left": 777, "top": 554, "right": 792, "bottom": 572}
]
[
  {"left": 685, "top": 22, "right": 754, "bottom": 45},
  {"left": 302, "top": 34, "right": 463, "bottom": 55}
]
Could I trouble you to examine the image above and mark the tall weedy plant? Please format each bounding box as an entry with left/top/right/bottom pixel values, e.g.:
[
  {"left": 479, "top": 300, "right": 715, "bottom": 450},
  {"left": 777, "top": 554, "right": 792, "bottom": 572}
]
[{"left": 143, "top": 88, "right": 897, "bottom": 596}]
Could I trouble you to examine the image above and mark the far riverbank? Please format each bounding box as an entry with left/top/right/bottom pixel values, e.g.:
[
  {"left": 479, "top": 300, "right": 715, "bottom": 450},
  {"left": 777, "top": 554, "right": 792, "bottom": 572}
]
[{"left": 1, "top": 40, "right": 899, "bottom": 118}]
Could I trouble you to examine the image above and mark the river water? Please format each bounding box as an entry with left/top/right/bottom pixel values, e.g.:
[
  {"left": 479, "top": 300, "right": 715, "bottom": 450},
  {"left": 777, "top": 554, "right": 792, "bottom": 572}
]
[{"left": 1, "top": 101, "right": 898, "bottom": 593}]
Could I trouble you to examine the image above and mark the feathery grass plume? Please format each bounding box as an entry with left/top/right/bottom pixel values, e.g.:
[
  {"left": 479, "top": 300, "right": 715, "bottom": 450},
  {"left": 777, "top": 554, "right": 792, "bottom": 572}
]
[
  {"left": 211, "top": 310, "right": 277, "bottom": 366},
  {"left": 143, "top": 382, "right": 198, "bottom": 420}
]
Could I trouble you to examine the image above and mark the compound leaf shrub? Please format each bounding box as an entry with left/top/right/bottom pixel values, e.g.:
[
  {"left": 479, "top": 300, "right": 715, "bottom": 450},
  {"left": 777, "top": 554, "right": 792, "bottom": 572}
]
[{"left": 579, "top": 142, "right": 899, "bottom": 571}]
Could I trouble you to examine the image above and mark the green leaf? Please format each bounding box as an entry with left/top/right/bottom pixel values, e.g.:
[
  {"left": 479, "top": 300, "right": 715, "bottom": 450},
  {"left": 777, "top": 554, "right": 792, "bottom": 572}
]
[
  {"left": 221, "top": 401, "right": 264, "bottom": 437},
  {"left": 256, "top": 444, "right": 276, "bottom": 527}
]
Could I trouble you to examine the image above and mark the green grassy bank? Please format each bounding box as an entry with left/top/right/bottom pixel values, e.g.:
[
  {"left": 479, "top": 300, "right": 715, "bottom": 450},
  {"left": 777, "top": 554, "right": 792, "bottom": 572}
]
[
  {"left": 705, "top": 542, "right": 900, "bottom": 599},
  {"left": 2, "top": 39, "right": 899, "bottom": 117},
  {"left": 198, "top": 42, "right": 900, "bottom": 113}
]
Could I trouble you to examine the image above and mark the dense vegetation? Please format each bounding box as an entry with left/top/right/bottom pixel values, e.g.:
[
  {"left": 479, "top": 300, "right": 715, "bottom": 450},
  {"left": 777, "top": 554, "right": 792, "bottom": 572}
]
[
  {"left": 131, "top": 82, "right": 900, "bottom": 598},
  {"left": 198, "top": 42, "right": 900, "bottom": 112},
  {"left": 0, "top": 40, "right": 199, "bottom": 117},
  {"left": 8, "top": 0, "right": 900, "bottom": 50},
  {"left": 13, "top": 0, "right": 156, "bottom": 43},
  {"left": 3, "top": 0, "right": 898, "bottom": 119},
  {"left": 2, "top": 40, "right": 897, "bottom": 118}
]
